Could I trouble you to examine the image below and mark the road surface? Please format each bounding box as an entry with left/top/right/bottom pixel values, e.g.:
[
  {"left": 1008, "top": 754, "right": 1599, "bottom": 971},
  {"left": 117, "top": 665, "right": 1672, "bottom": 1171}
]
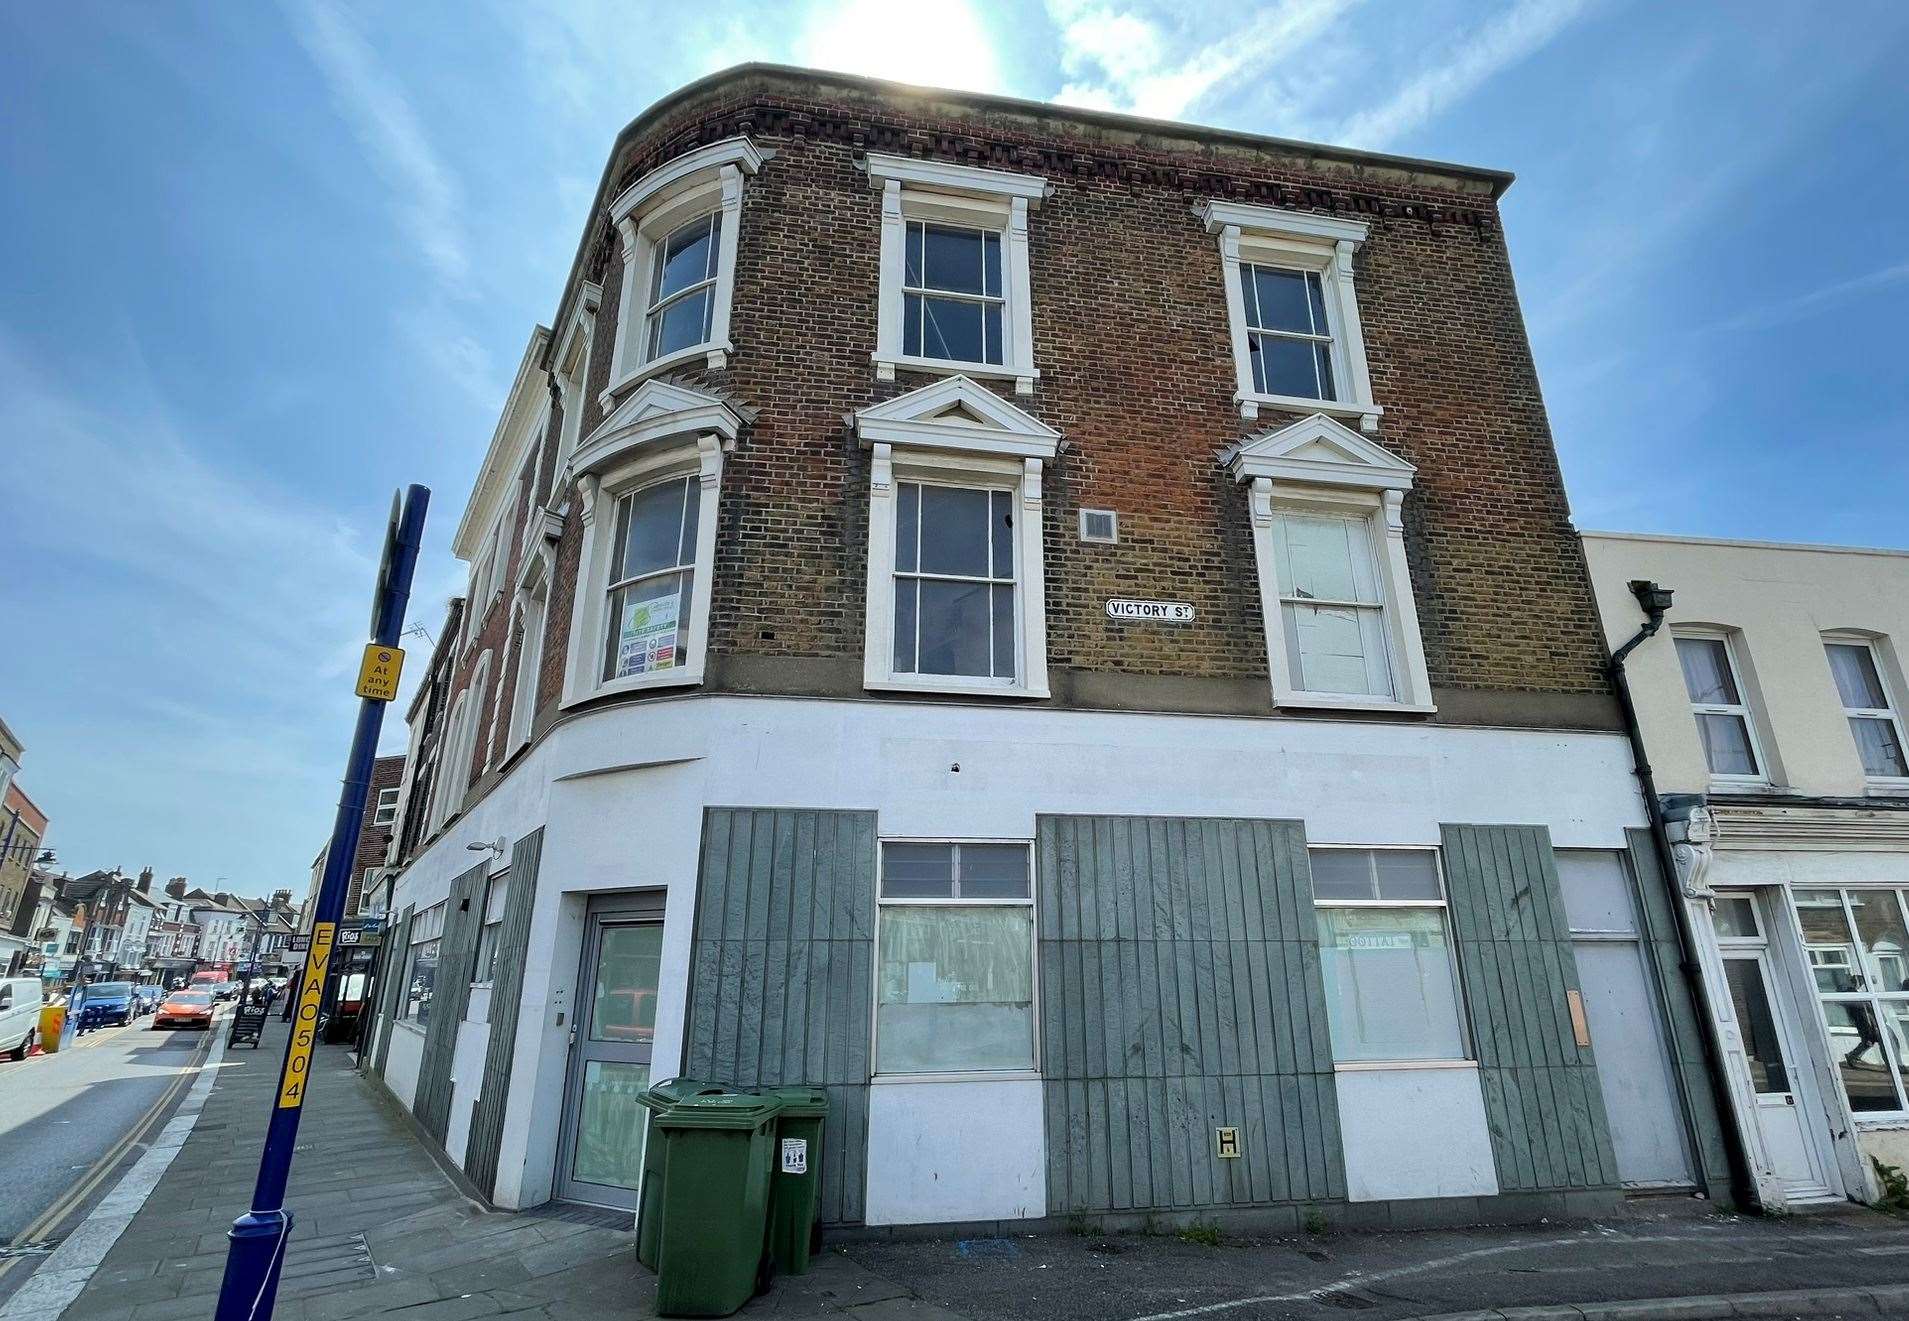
[{"left": 0, "top": 1011, "right": 216, "bottom": 1295}]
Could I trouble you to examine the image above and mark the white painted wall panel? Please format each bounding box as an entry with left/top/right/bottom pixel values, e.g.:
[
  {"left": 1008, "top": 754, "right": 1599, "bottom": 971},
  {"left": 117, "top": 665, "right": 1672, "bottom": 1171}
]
[
  {"left": 1336, "top": 1066, "right": 1498, "bottom": 1202},
  {"left": 864, "top": 1079, "right": 1046, "bottom": 1224},
  {"left": 386, "top": 1022, "right": 425, "bottom": 1109}
]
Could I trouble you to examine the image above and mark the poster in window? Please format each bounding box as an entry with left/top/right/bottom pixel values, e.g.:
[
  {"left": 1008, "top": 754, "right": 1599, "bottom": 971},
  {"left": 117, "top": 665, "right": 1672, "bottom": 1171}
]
[{"left": 615, "top": 592, "right": 679, "bottom": 677}]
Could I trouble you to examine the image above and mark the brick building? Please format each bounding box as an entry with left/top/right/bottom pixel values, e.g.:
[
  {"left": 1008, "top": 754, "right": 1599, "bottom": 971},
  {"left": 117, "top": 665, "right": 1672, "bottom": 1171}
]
[
  {"left": 303, "top": 753, "right": 407, "bottom": 925},
  {"left": 367, "top": 67, "right": 1725, "bottom": 1228}
]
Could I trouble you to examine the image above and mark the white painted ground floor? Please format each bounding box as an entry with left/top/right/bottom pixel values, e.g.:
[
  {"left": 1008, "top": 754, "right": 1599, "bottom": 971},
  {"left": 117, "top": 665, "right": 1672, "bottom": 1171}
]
[
  {"left": 1669, "top": 799, "right": 1909, "bottom": 1210},
  {"left": 366, "top": 695, "right": 1721, "bottom": 1228}
]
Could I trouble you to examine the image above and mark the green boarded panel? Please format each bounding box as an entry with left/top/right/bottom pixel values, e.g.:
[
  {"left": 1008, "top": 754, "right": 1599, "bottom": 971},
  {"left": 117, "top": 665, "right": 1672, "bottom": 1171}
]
[
  {"left": 465, "top": 828, "right": 544, "bottom": 1198},
  {"left": 1038, "top": 815, "right": 1344, "bottom": 1214},
  {"left": 1625, "top": 826, "right": 1735, "bottom": 1202},
  {"left": 684, "top": 808, "right": 876, "bottom": 1225},
  {"left": 414, "top": 862, "right": 487, "bottom": 1144},
  {"left": 373, "top": 904, "right": 414, "bottom": 1078},
  {"left": 1443, "top": 823, "right": 1621, "bottom": 1192}
]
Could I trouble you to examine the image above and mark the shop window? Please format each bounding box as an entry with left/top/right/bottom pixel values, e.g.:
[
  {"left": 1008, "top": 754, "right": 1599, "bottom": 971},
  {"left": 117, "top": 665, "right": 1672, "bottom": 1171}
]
[
  {"left": 1311, "top": 847, "right": 1468, "bottom": 1064},
  {"left": 1791, "top": 886, "right": 1909, "bottom": 1115},
  {"left": 402, "top": 902, "right": 445, "bottom": 1024},
  {"left": 875, "top": 841, "right": 1035, "bottom": 1075}
]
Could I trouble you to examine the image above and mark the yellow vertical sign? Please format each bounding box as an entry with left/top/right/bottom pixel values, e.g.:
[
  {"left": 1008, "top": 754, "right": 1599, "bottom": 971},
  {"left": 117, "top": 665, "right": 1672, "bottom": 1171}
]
[{"left": 277, "top": 922, "right": 335, "bottom": 1109}]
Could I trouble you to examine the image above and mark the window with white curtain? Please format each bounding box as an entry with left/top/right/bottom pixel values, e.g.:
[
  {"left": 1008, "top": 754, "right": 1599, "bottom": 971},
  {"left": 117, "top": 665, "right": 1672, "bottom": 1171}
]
[
  {"left": 1675, "top": 634, "right": 1764, "bottom": 780},
  {"left": 1824, "top": 639, "right": 1909, "bottom": 780},
  {"left": 1311, "top": 847, "right": 1468, "bottom": 1064},
  {"left": 875, "top": 842, "right": 1035, "bottom": 1075},
  {"left": 1274, "top": 512, "right": 1393, "bottom": 699}
]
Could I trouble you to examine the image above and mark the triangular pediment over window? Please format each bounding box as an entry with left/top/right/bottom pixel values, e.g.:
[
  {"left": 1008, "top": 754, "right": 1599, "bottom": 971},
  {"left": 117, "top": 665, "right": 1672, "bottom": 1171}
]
[
  {"left": 570, "top": 377, "right": 747, "bottom": 482},
  {"left": 855, "top": 374, "right": 1060, "bottom": 461},
  {"left": 1223, "top": 412, "right": 1414, "bottom": 490}
]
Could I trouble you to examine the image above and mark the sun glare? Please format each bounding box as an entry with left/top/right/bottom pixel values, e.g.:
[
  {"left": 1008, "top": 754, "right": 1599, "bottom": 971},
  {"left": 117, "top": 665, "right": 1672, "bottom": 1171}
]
[{"left": 796, "top": 0, "right": 1006, "bottom": 95}]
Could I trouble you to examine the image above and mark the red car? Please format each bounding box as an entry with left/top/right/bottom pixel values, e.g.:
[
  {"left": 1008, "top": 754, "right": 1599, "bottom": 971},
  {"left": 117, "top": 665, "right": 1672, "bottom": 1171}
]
[{"left": 152, "top": 990, "right": 214, "bottom": 1029}]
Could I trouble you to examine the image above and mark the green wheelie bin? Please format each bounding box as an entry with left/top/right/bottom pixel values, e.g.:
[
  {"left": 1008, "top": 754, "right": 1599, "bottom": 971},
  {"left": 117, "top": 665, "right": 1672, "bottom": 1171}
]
[
  {"left": 636, "top": 1079, "right": 730, "bottom": 1272},
  {"left": 761, "top": 1087, "right": 828, "bottom": 1276},
  {"left": 643, "top": 1084, "right": 786, "bottom": 1318}
]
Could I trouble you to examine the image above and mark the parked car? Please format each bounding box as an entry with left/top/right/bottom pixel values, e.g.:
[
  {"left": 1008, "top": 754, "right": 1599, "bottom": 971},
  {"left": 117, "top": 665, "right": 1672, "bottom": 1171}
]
[
  {"left": 136, "top": 984, "right": 165, "bottom": 1013},
  {"left": 0, "top": 978, "right": 45, "bottom": 1060},
  {"left": 79, "top": 981, "right": 136, "bottom": 1027},
  {"left": 152, "top": 990, "right": 214, "bottom": 1030}
]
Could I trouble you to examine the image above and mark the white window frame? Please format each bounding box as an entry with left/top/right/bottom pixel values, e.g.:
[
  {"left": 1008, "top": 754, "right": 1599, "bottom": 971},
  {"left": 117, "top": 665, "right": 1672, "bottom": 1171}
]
[
  {"left": 561, "top": 378, "right": 739, "bottom": 707},
  {"left": 1310, "top": 844, "right": 1473, "bottom": 1069},
  {"left": 547, "top": 284, "right": 599, "bottom": 508},
  {"left": 1788, "top": 884, "right": 1909, "bottom": 1123},
  {"left": 867, "top": 153, "right": 1045, "bottom": 395},
  {"left": 870, "top": 837, "right": 1040, "bottom": 1083},
  {"left": 1822, "top": 634, "right": 1909, "bottom": 785},
  {"left": 371, "top": 788, "right": 400, "bottom": 827},
  {"left": 856, "top": 375, "right": 1059, "bottom": 698},
  {"left": 1200, "top": 201, "right": 1381, "bottom": 431},
  {"left": 506, "top": 575, "right": 548, "bottom": 753},
  {"left": 1228, "top": 411, "right": 1433, "bottom": 713},
  {"left": 1673, "top": 629, "right": 1769, "bottom": 787},
  {"left": 471, "top": 869, "right": 510, "bottom": 988},
  {"left": 602, "top": 138, "right": 762, "bottom": 405}
]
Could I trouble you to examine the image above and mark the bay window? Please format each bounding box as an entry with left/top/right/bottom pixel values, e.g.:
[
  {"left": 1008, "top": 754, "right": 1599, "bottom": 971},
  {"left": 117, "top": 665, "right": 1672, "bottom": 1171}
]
[
  {"left": 1824, "top": 638, "right": 1909, "bottom": 780},
  {"left": 561, "top": 377, "right": 738, "bottom": 706},
  {"left": 602, "top": 137, "right": 760, "bottom": 400},
  {"left": 1311, "top": 847, "right": 1468, "bottom": 1064},
  {"left": 875, "top": 842, "right": 1036, "bottom": 1076},
  {"left": 645, "top": 212, "right": 722, "bottom": 361},
  {"left": 601, "top": 477, "right": 697, "bottom": 682}
]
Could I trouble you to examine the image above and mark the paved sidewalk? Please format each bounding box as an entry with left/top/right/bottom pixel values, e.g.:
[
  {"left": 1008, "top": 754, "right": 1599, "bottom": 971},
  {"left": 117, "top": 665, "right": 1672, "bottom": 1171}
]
[{"left": 55, "top": 1014, "right": 1909, "bottom": 1320}]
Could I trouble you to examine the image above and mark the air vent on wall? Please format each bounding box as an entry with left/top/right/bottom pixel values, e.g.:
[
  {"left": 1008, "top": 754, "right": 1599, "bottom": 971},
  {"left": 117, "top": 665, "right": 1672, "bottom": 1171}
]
[{"left": 1079, "top": 509, "right": 1118, "bottom": 544}]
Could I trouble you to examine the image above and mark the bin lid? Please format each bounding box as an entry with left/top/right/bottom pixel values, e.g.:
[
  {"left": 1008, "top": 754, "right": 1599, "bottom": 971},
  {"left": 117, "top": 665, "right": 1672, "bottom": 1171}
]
[
  {"left": 653, "top": 1089, "right": 784, "bottom": 1131},
  {"left": 761, "top": 1086, "right": 829, "bottom": 1117},
  {"left": 638, "top": 1077, "right": 734, "bottom": 1114}
]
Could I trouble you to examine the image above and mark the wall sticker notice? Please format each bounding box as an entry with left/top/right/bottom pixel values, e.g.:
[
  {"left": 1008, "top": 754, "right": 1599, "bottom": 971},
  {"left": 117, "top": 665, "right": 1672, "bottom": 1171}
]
[
  {"left": 1106, "top": 598, "right": 1195, "bottom": 623},
  {"left": 781, "top": 1137, "right": 808, "bottom": 1175},
  {"left": 614, "top": 593, "right": 680, "bottom": 677}
]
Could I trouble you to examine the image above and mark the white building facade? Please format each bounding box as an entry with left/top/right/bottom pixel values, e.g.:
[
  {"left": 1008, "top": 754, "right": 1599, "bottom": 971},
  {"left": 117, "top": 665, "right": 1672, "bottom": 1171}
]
[{"left": 1585, "top": 531, "right": 1909, "bottom": 1209}]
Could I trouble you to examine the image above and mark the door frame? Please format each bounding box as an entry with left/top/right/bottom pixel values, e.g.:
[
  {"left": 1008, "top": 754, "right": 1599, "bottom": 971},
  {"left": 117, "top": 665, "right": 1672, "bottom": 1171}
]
[
  {"left": 1705, "top": 885, "right": 1848, "bottom": 1205},
  {"left": 554, "top": 889, "right": 666, "bottom": 1208}
]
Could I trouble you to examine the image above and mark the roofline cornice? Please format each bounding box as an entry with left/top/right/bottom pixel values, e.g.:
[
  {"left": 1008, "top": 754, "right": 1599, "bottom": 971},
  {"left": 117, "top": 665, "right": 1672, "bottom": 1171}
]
[{"left": 538, "top": 63, "right": 1515, "bottom": 380}]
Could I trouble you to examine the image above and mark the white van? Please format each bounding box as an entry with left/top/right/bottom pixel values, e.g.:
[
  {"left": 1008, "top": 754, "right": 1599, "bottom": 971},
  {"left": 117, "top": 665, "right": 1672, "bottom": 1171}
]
[{"left": 0, "top": 978, "right": 44, "bottom": 1060}]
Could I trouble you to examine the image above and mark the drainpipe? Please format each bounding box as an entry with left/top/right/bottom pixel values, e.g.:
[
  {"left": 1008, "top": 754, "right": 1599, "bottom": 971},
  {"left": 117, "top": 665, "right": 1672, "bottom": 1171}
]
[{"left": 1609, "top": 579, "right": 1755, "bottom": 1206}]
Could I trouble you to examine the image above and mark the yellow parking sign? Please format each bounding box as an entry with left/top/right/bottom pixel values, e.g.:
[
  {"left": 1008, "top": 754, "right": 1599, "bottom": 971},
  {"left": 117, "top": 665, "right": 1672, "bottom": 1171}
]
[{"left": 355, "top": 644, "right": 405, "bottom": 702}]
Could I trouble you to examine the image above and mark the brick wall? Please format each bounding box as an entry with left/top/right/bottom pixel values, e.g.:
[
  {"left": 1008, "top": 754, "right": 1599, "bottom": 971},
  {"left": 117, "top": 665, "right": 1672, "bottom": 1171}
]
[{"left": 416, "top": 69, "right": 1615, "bottom": 854}]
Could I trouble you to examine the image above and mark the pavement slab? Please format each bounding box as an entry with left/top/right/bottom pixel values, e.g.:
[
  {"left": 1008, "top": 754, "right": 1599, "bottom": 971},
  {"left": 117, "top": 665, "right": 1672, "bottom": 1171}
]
[{"left": 50, "top": 1010, "right": 1909, "bottom": 1321}]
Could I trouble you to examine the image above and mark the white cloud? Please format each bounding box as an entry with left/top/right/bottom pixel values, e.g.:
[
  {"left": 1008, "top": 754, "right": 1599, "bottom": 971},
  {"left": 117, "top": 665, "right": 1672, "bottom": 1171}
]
[
  {"left": 285, "top": 0, "right": 471, "bottom": 294},
  {"left": 1699, "top": 259, "right": 1909, "bottom": 336},
  {"left": 1048, "top": 0, "right": 1354, "bottom": 124},
  {"left": 796, "top": 0, "right": 1007, "bottom": 95},
  {"left": 1332, "top": 0, "right": 1591, "bottom": 149}
]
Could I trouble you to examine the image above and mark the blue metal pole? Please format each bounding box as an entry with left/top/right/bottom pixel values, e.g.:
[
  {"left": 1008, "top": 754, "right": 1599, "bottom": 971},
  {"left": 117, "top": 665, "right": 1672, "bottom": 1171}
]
[{"left": 216, "top": 485, "right": 429, "bottom": 1321}]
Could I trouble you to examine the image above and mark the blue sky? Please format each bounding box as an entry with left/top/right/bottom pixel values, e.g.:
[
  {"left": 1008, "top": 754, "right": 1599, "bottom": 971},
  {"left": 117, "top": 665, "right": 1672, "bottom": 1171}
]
[{"left": 2, "top": 0, "right": 1905, "bottom": 893}]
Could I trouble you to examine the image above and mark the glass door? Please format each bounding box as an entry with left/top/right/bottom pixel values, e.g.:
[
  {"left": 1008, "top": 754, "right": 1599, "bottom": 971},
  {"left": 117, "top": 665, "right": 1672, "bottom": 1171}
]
[
  {"left": 1723, "top": 949, "right": 1832, "bottom": 1199},
  {"left": 556, "top": 900, "right": 663, "bottom": 1208}
]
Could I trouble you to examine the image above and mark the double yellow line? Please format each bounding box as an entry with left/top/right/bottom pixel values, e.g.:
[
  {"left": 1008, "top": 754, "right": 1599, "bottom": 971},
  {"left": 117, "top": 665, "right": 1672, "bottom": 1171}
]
[{"left": 0, "top": 1015, "right": 219, "bottom": 1285}]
